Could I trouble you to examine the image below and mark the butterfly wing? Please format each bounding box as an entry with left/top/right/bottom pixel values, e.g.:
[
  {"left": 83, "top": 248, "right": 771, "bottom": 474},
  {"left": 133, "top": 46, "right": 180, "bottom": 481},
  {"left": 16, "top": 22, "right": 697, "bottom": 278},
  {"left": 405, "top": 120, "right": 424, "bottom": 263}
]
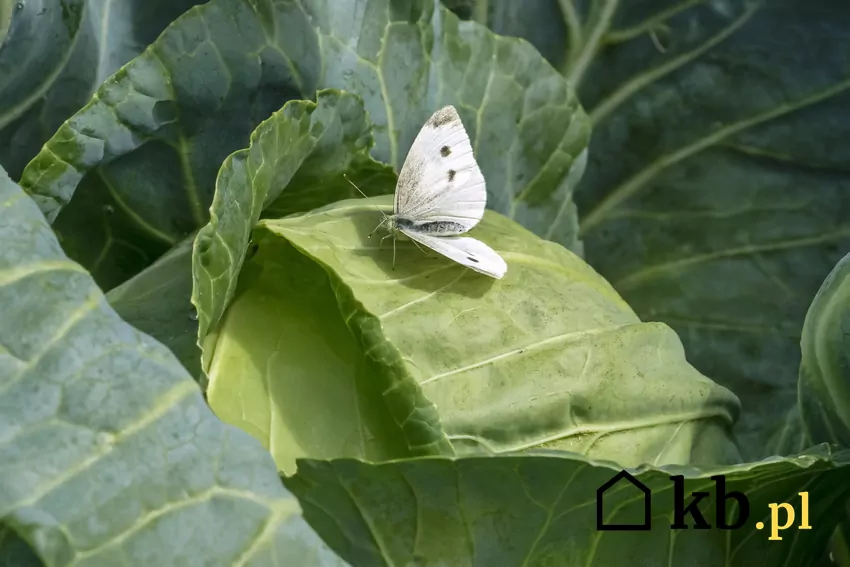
[
  {"left": 401, "top": 228, "right": 507, "bottom": 279},
  {"left": 394, "top": 106, "right": 486, "bottom": 233}
]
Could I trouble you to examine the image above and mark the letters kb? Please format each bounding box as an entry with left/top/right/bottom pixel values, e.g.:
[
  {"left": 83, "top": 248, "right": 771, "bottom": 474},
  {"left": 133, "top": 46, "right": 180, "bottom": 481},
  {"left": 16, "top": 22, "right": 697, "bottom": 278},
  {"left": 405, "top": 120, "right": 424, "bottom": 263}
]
[{"left": 597, "top": 471, "right": 750, "bottom": 531}]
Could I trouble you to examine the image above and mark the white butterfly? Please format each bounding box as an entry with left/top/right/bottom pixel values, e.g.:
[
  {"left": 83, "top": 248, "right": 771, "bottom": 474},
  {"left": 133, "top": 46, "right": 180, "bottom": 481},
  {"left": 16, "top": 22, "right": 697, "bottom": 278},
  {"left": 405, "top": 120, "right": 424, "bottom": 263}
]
[{"left": 350, "top": 105, "right": 507, "bottom": 279}]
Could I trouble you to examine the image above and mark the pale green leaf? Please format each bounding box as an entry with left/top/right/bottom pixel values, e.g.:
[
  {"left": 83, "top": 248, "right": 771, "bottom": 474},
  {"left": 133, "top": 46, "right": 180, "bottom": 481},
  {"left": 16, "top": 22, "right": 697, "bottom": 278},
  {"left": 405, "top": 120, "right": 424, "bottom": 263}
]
[
  {"left": 192, "top": 90, "right": 406, "bottom": 474},
  {"left": 231, "top": 196, "right": 743, "bottom": 472},
  {"left": 107, "top": 90, "right": 396, "bottom": 387},
  {"left": 192, "top": 89, "right": 394, "bottom": 360}
]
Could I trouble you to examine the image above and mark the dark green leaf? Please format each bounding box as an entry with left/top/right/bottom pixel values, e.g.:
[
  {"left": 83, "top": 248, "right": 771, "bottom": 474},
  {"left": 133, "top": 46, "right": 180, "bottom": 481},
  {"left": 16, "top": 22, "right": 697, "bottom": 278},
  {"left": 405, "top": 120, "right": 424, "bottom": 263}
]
[
  {"left": 0, "top": 165, "right": 345, "bottom": 566},
  {"left": 0, "top": 0, "right": 204, "bottom": 180},
  {"left": 445, "top": 0, "right": 571, "bottom": 72},
  {"left": 286, "top": 448, "right": 850, "bottom": 566},
  {"left": 799, "top": 252, "right": 850, "bottom": 449},
  {"left": 0, "top": 525, "right": 42, "bottom": 567},
  {"left": 766, "top": 406, "right": 807, "bottom": 457},
  {"left": 576, "top": 0, "right": 850, "bottom": 460},
  {"left": 20, "top": 0, "right": 589, "bottom": 291},
  {"left": 464, "top": 0, "right": 850, "bottom": 458},
  {"left": 833, "top": 508, "right": 850, "bottom": 567},
  {"left": 106, "top": 234, "right": 202, "bottom": 380}
]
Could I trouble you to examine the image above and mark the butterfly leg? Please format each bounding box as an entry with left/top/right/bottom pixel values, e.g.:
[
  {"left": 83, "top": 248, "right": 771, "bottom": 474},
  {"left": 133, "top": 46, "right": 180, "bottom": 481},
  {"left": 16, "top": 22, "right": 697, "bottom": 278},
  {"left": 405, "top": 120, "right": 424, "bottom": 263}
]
[
  {"left": 378, "top": 233, "right": 393, "bottom": 251},
  {"left": 408, "top": 237, "right": 429, "bottom": 257},
  {"left": 392, "top": 237, "right": 397, "bottom": 270},
  {"left": 368, "top": 217, "right": 387, "bottom": 240}
]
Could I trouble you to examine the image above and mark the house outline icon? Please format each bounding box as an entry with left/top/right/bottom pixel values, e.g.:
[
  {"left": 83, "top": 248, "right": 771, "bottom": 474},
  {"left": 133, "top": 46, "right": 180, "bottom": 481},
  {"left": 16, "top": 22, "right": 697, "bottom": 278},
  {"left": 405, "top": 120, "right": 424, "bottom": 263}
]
[{"left": 596, "top": 470, "right": 652, "bottom": 531}]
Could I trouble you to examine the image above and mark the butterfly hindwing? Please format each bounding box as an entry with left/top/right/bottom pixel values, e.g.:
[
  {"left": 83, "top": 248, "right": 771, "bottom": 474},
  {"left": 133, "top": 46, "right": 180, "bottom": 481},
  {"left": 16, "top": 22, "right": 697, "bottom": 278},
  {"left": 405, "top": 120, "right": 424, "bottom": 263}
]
[
  {"left": 401, "top": 228, "right": 507, "bottom": 279},
  {"left": 394, "top": 106, "right": 486, "bottom": 231}
]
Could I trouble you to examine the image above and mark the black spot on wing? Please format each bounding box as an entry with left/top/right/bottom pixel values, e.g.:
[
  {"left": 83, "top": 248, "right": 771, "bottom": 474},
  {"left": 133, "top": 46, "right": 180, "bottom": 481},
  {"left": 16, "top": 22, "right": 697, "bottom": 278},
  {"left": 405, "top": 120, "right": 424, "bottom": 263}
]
[
  {"left": 466, "top": 256, "right": 479, "bottom": 263},
  {"left": 440, "top": 145, "right": 451, "bottom": 157},
  {"left": 426, "top": 106, "right": 458, "bottom": 128},
  {"left": 448, "top": 169, "right": 456, "bottom": 181}
]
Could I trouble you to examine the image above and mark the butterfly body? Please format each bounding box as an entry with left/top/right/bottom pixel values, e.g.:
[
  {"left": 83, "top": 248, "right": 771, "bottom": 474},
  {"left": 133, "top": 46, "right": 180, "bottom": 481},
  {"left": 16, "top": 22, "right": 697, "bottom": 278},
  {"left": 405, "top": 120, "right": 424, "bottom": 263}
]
[
  {"left": 390, "top": 217, "right": 469, "bottom": 236},
  {"left": 371, "top": 105, "right": 507, "bottom": 279}
]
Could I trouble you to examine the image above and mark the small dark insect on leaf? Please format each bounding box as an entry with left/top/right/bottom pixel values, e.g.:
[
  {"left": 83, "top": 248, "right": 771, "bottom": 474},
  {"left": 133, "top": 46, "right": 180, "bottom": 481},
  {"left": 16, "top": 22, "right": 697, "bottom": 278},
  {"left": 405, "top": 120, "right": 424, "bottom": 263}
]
[
  {"left": 467, "top": 256, "right": 479, "bottom": 263},
  {"left": 448, "top": 169, "right": 456, "bottom": 181},
  {"left": 440, "top": 145, "right": 451, "bottom": 157}
]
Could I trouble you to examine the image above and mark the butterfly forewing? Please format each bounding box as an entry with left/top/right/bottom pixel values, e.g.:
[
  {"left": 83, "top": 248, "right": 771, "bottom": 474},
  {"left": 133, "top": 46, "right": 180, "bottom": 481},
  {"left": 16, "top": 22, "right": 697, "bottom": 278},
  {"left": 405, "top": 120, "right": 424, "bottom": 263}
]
[
  {"left": 394, "top": 106, "right": 487, "bottom": 230},
  {"left": 387, "top": 105, "right": 507, "bottom": 279}
]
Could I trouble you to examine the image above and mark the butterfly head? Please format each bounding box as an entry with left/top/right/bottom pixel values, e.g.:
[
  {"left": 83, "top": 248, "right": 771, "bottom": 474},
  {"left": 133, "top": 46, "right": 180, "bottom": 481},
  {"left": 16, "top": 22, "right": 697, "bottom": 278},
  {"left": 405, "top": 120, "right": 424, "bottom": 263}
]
[
  {"left": 343, "top": 173, "right": 398, "bottom": 237},
  {"left": 369, "top": 212, "right": 401, "bottom": 240}
]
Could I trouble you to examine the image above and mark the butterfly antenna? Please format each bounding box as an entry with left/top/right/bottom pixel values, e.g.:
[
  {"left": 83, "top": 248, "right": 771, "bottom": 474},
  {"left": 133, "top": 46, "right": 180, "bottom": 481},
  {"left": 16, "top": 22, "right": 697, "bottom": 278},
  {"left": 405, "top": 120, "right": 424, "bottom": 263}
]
[
  {"left": 343, "top": 173, "right": 370, "bottom": 200},
  {"left": 343, "top": 173, "right": 388, "bottom": 240}
]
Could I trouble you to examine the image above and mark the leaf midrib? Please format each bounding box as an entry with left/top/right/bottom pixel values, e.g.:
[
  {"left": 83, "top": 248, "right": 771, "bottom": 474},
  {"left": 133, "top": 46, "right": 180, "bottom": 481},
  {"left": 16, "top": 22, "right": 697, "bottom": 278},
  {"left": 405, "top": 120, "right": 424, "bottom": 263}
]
[
  {"left": 613, "top": 228, "right": 850, "bottom": 290},
  {"left": 0, "top": 2, "right": 86, "bottom": 130},
  {"left": 580, "top": 78, "right": 850, "bottom": 234}
]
